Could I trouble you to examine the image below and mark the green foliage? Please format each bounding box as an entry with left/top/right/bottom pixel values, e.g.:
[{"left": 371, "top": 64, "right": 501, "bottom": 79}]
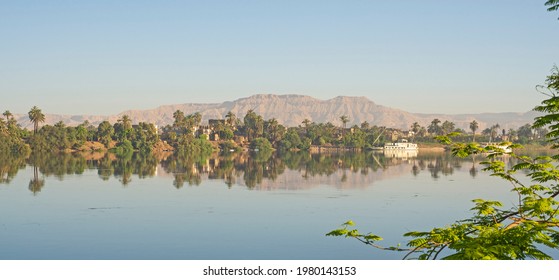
[
  {"left": 244, "top": 110, "right": 264, "bottom": 142},
  {"left": 546, "top": 0, "right": 559, "bottom": 18},
  {"left": 112, "top": 139, "right": 134, "bottom": 156},
  {"left": 533, "top": 66, "right": 559, "bottom": 148},
  {"left": 97, "top": 121, "right": 114, "bottom": 148},
  {"left": 130, "top": 122, "right": 159, "bottom": 153},
  {"left": 279, "top": 127, "right": 303, "bottom": 151},
  {"left": 219, "top": 127, "right": 234, "bottom": 141},
  {"left": 341, "top": 126, "right": 366, "bottom": 148},
  {"left": 0, "top": 111, "right": 30, "bottom": 155},
  {"left": 29, "top": 124, "right": 73, "bottom": 151},
  {"left": 427, "top": 118, "right": 442, "bottom": 136},
  {"left": 0, "top": 132, "right": 30, "bottom": 156},
  {"left": 219, "top": 141, "right": 241, "bottom": 153},
  {"left": 176, "top": 135, "right": 214, "bottom": 155},
  {"left": 28, "top": 106, "right": 45, "bottom": 133},
  {"left": 250, "top": 137, "right": 273, "bottom": 151},
  {"left": 328, "top": 68, "right": 559, "bottom": 260}
]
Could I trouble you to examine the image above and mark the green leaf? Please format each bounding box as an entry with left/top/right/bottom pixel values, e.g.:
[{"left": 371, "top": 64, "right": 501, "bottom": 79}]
[
  {"left": 326, "top": 229, "right": 348, "bottom": 236},
  {"left": 347, "top": 229, "right": 360, "bottom": 237},
  {"left": 364, "top": 233, "right": 383, "bottom": 241}
]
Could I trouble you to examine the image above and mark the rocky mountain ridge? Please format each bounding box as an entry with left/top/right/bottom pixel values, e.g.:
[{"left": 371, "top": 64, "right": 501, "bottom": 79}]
[{"left": 11, "top": 94, "right": 540, "bottom": 131}]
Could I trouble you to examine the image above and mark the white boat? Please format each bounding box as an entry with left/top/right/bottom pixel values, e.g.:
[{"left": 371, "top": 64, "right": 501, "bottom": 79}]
[{"left": 383, "top": 139, "right": 418, "bottom": 151}]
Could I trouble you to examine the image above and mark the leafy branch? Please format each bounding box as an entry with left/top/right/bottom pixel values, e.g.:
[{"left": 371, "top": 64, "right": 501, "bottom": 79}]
[{"left": 328, "top": 66, "right": 559, "bottom": 260}]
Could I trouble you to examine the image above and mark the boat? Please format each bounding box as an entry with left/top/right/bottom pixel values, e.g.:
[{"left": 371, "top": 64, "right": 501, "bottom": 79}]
[
  {"left": 383, "top": 139, "right": 418, "bottom": 151},
  {"left": 381, "top": 139, "right": 419, "bottom": 158}
]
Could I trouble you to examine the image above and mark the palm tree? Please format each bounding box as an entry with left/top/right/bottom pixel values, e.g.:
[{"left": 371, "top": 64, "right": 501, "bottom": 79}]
[
  {"left": 489, "top": 124, "right": 500, "bottom": 143},
  {"left": 225, "top": 111, "right": 236, "bottom": 128},
  {"left": 118, "top": 115, "right": 132, "bottom": 130},
  {"left": 361, "top": 121, "right": 370, "bottom": 131},
  {"left": 546, "top": 0, "right": 559, "bottom": 18},
  {"left": 115, "top": 115, "right": 133, "bottom": 141},
  {"left": 3, "top": 110, "right": 12, "bottom": 121},
  {"left": 173, "top": 110, "right": 186, "bottom": 129},
  {"left": 190, "top": 112, "right": 202, "bottom": 128},
  {"left": 340, "top": 115, "right": 349, "bottom": 129},
  {"left": 340, "top": 115, "right": 349, "bottom": 137},
  {"left": 469, "top": 120, "right": 479, "bottom": 142},
  {"left": 428, "top": 118, "right": 442, "bottom": 135},
  {"left": 265, "top": 118, "right": 283, "bottom": 145},
  {"left": 441, "top": 121, "right": 455, "bottom": 135},
  {"left": 302, "top": 119, "right": 311, "bottom": 135},
  {"left": 28, "top": 106, "right": 45, "bottom": 133},
  {"left": 244, "top": 110, "right": 263, "bottom": 141},
  {"left": 410, "top": 122, "right": 421, "bottom": 142}
]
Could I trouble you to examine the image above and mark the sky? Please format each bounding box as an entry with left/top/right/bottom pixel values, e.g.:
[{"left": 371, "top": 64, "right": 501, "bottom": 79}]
[{"left": 1, "top": 0, "right": 558, "bottom": 116}]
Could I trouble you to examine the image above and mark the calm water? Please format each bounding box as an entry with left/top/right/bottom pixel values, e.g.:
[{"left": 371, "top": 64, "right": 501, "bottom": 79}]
[{"left": 0, "top": 150, "right": 555, "bottom": 259}]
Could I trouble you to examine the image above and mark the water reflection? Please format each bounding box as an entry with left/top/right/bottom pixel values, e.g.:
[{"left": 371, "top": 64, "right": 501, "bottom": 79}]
[
  {"left": 0, "top": 154, "right": 26, "bottom": 184},
  {"left": 0, "top": 150, "right": 524, "bottom": 193},
  {"left": 29, "top": 165, "right": 44, "bottom": 195}
]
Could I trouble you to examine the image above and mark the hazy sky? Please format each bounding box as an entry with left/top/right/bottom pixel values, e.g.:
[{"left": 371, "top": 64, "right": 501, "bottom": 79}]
[{"left": 1, "top": 0, "right": 558, "bottom": 115}]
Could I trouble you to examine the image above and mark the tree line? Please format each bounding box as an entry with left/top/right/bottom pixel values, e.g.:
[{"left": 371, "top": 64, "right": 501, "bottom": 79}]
[
  {"left": 410, "top": 119, "right": 547, "bottom": 144},
  {"left": 0, "top": 103, "right": 551, "bottom": 156}
]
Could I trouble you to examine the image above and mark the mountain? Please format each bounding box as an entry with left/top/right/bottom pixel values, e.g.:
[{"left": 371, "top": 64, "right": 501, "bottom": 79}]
[{"left": 11, "top": 94, "right": 540, "bottom": 131}]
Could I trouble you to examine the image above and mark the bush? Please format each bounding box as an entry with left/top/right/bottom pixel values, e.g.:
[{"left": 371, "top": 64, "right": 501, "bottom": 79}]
[{"left": 250, "top": 137, "right": 273, "bottom": 151}]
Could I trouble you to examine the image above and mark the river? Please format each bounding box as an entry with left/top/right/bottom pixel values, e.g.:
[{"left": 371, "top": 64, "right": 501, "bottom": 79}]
[{"left": 0, "top": 150, "right": 555, "bottom": 259}]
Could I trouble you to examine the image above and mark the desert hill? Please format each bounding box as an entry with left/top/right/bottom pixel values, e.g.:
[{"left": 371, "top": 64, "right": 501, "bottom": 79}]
[{"left": 11, "top": 94, "right": 539, "bottom": 131}]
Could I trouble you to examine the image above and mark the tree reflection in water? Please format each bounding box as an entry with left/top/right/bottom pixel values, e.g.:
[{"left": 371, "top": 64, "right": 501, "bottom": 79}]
[
  {"left": 0, "top": 150, "right": 532, "bottom": 193},
  {"left": 28, "top": 165, "right": 44, "bottom": 195},
  {"left": 469, "top": 154, "right": 479, "bottom": 178},
  {"left": 0, "top": 154, "right": 26, "bottom": 184}
]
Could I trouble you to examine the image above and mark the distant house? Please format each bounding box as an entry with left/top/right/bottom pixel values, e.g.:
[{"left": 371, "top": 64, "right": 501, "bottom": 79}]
[{"left": 197, "top": 125, "right": 212, "bottom": 139}]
